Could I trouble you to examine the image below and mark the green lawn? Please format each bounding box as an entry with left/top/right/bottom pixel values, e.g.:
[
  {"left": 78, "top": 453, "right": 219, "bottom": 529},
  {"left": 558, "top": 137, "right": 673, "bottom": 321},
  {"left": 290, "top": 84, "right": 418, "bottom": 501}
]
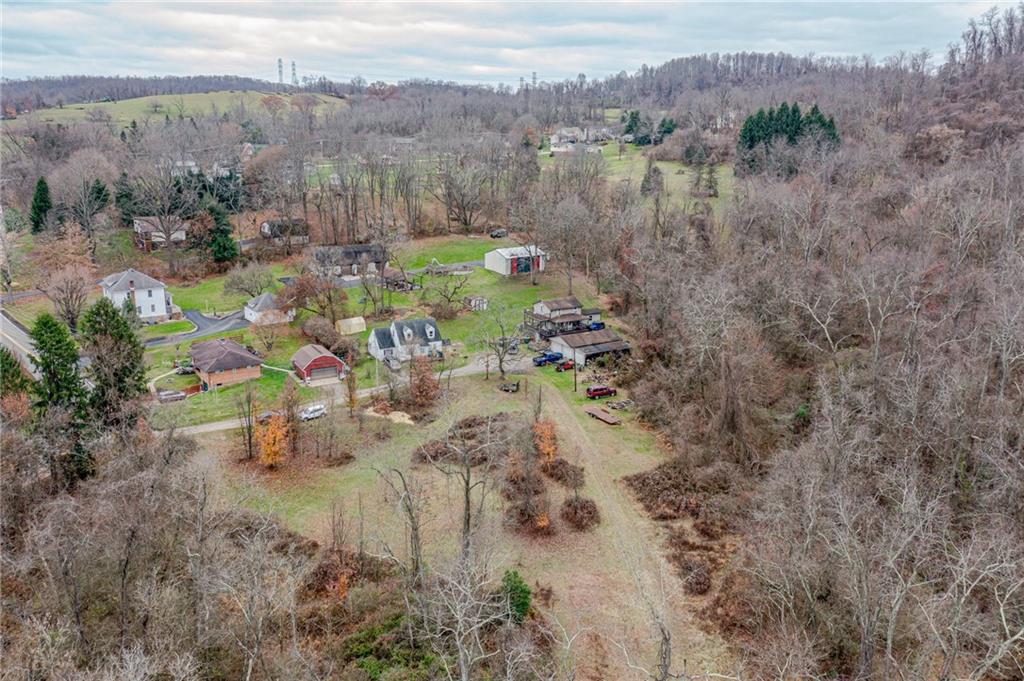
[
  {"left": 139, "top": 319, "right": 196, "bottom": 340},
  {"left": 167, "top": 263, "right": 291, "bottom": 314},
  {"left": 144, "top": 322, "right": 309, "bottom": 380},
  {"left": 149, "top": 369, "right": 320, "bottom": 428},
  {"left": 4, "top": 91, "right": 346, "bottom": 129},
  {"left": 396, "top": 235, "right": 514, "bottom": 270},
  {"left": 4, "top": 291, "right": 103, "bottom": 328}
]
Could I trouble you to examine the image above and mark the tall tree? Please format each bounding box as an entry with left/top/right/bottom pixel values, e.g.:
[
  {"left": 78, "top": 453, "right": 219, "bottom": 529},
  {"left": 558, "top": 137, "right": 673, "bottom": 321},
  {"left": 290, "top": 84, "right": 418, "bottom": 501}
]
[
  {"left": 30, "top": 177, "right": 53, "bottom": 233},
  {"left": 0, "top": 346, "right": 32, "bottom": 397},
  {"left": 79, "top": 297, "right": 146, "bottom": 425},
  {"left": 30, "top": 313, "right": 86, "bottom": 415},
  {"left": 206, "top": 202, "right": 238, "bottom": 264}
]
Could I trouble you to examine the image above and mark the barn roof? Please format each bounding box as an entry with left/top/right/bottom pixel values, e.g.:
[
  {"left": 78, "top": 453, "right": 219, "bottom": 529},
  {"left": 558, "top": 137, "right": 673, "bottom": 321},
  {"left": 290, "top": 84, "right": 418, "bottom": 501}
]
[
  {"left": 491, "top": 245, "right": 546, "bottom": 259},
  {"left": 291, "top": 344, "right": 344, "bottom": 371}
]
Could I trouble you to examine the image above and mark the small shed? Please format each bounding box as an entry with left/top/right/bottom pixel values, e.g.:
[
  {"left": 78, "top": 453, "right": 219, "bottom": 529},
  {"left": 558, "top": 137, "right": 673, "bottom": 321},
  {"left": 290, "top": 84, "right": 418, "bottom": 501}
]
[
  {"left": 483, "top": 246, "right": 547, "bottom": 276},
  {"left": 549, "top": 328, "right": 631, "bottom": 368},
  {"left": 335, "top": 316, "right": 367, "bottom": 336},
  {"left": 292, "top": 344, "right": 347, "bottom": 381}
]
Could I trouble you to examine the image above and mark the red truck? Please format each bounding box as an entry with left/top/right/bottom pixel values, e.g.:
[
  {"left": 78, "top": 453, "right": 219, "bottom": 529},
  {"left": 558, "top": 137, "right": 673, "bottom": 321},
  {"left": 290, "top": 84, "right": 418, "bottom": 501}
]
[{"left": 585, "top": 385, "right": 617, "bottom": 399}]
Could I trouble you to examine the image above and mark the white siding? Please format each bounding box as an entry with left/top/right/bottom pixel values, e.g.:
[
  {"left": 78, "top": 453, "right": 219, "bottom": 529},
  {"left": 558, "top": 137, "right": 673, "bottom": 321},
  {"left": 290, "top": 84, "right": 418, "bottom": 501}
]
[
  {"left": 102, "top": 285, "right": 170, "bottom": 322},
  {"left": 484, "top": 250, "right": 509, "bottom": 275}
]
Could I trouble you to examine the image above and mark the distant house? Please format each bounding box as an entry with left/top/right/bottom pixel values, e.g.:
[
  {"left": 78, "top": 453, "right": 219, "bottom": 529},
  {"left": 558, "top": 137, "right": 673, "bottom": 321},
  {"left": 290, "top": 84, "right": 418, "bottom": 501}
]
[
  {"left": 484, "top": 246, "right": 547, "bottom": 276},
  {"left": 523, "top": 296, "right": 601, "bottom": 340},
  {"left": 550, "top": 127, "right": 584, "bottom": 145},
  {"left": 367, "top": 317, "right": 445, "bottom": 364},
  {"left": 292, "top": 344, "right": 347, "bottom": 381},
  {"left": 260, "top": 218, "right": 310, "bottom": 246},
  {"left": 100, "top": 268, "right": 178, "bottom": 323},
  {"left": 311, "top": 244, "right": 387, "bottom": 278},
  {"left": 133, "top": 216, "right": 189, "bottom": 251},
  {"left": 243, "top": 292, "right": 295, "bottom": 325},
  {"left": 189, "top": 338, "right": 262, "bottom": 390},
  {"left": 549, "top": 328, "right": 630, "bottom": 368}
]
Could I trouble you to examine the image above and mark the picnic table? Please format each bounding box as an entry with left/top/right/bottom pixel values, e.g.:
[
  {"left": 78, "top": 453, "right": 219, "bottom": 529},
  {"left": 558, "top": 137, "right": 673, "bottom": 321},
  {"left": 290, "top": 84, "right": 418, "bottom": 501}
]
[{"left": 584, "top": 406, "right": 622, "bottom": 425}]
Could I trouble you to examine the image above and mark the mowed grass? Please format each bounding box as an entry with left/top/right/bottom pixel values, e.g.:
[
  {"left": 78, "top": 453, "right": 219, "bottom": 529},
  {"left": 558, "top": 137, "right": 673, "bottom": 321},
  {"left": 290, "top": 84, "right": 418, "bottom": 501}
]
[
  {"left": 150, "top": 369, "right": 320, "bottom": 428},
  {"left": 395, "top": 234, "right": 514, "bottom": 270},
  {"left": 139, "top": 319, "right": 196, "bottom": 340},
  {"left": 4, "top": 291, "right": 103, "bottom": 328},
  {"left": 144, "top": 322, "right": 309, "bottom": 380},
  {"left": 167, "top": 263, "right": 292, "bottom": 313},
  {"left": 4, "top": 91, "right": 346, "bottom": 128}
]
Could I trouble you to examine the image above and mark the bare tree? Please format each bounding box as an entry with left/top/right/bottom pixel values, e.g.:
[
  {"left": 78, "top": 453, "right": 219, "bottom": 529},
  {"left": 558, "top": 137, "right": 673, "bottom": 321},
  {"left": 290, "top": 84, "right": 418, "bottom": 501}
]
[
  {"left": 44, "top": 265, "right": 93, "bottom": 332},
  {"left": 225, "top": 262, "right": 275, "bottom": 298},
  {"left": 234, "top": 382, "right": 258, "bottom": 461},
  {"left": 476, "top": 302, "right": 520, "bottom": 379}
]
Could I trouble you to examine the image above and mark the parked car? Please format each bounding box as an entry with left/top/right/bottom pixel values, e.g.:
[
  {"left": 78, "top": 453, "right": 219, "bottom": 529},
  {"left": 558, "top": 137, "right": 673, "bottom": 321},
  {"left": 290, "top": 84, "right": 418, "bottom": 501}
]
[
  {"left": 555, "top": 360, "right": 575, "bottom": 372},
  {"left": 156, "top": 389, "right": 187, "bottom": 403},
  {"left": 489, "top": 228, "right": 508, "bottom": 238},
  {"left": 299, "top": 404, "right": 327, "bottom": 421},
  {"left": 257, "top": 410, "right": 279, "bottom": 425},
  {"left": 588, "top": 321, "right": 606, "bottom": 331},
  {"left": 585, "top": 385, "right": 617, "bottom": 399},
  {"left": 532, "top": 351, "right": 564, "bottom": 367}
]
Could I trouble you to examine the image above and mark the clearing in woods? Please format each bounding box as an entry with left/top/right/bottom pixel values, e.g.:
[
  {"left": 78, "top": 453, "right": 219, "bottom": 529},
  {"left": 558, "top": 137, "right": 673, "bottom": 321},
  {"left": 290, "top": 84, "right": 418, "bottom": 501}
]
[{"left": 200, "top": 373, "right": 732, "bottom": 678}]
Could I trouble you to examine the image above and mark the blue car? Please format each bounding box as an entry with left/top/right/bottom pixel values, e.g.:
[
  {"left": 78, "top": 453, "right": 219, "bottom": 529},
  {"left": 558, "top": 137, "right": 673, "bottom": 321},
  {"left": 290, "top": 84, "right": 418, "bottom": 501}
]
[{"left": 532, "top": 351, "right": 564, "bottom": 367}]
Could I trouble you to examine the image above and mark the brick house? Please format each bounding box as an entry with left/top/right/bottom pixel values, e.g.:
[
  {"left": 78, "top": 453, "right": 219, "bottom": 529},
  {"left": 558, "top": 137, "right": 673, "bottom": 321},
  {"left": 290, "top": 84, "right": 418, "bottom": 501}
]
[{"left": 189, "top": 338, "right": 262, "bottom": 390}]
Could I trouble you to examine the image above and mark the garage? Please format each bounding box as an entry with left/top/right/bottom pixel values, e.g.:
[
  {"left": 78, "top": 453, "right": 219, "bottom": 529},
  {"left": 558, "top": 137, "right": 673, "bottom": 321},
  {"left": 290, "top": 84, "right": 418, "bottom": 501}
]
[{"left": 291, "top": 344, "right": 348, "bottom": 381}]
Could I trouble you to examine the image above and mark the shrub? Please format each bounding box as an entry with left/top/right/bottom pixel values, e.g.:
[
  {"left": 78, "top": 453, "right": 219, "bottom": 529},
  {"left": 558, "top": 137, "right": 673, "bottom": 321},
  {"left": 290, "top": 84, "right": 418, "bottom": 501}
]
[
  {"left": 303, "top": 315, "right": 341, "bottom": 349},
  {"left": 502, "top": 570, "right": 531, "bottom": 624},
  {"left": 561, "top": 496, "right": 601, "bottom": 531}
]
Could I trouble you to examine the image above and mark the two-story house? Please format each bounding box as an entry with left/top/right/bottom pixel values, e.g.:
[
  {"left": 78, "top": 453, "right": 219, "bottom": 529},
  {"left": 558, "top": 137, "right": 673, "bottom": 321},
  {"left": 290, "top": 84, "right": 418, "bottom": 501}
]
[
  {"left": 100, "top": 268, "right": 178, "bottom": 323},
  {"left": 367, "top": 317, "right": 446, "bottom": 365},
  {"left": 523, "top": 296, "right": 601, "bottom": 340},
  {"left": 311, "top": 244, "right": 387, "bottom": 280}
]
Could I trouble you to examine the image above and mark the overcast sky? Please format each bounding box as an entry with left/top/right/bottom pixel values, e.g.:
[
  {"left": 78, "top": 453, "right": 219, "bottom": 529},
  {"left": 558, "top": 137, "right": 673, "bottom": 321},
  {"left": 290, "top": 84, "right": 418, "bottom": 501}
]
[{"left": 0, "top": 2, "right": 1001, "bottom": 84}]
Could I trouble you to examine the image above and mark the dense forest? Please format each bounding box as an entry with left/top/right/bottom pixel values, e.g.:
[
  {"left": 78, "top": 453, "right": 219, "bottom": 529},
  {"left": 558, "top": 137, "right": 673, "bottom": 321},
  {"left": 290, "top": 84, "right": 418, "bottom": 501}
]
[{"left": 2, "top": 5, "right": 1024, "bottom": 680}]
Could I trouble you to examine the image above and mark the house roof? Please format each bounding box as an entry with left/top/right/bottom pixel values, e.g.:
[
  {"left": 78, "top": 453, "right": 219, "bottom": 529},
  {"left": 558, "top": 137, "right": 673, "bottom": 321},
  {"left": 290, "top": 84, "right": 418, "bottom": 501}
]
[
  {"left": 552, "top": 328, "right": 625, "bottom": 349},
  {"left": 246, "top": 292, "right": 278, "bottom": 313},
  {"left": 312, "top": 244, "right": 386, "bottom": 268},
  {"left": 100, "top": 268, "right": 165, "bottom": 292},
  {"left": 542, "top": 296, "right": 582, "bottom": 312},
  {"left": 393, "top": 317, "right": 444, "bottom": 346},
  {"left": 576, "top": 339, "right": 632, "bottom": 356},
  {"left": 189, "top": 339, "right": 261, "bottom": 373},
  {"left": 491, "top": 245, "right": 546, "bottom": 259},
  {"left": 291, "top": 344, "right": 344, "bottom": 371},
  {"left": 371, "top": 327, "right": 395, "bottom": 350},
  {"left": 134, "top": 216, "right": 188, "bottom": 233}
]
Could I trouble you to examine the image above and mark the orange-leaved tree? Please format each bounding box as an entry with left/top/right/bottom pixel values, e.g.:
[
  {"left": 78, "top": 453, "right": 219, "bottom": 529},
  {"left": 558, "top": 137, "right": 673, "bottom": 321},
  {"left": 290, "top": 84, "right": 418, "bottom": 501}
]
[
  {"left": 257, "top": 414, "right": 288, "bottom": 468},
  {"left": 533, "top": 419, "right": 558, "bottom": 463}
]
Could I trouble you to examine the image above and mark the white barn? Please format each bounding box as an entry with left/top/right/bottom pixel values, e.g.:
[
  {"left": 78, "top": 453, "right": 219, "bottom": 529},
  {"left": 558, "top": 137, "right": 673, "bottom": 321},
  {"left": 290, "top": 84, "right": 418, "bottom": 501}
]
[
  {"left": 100, "top": 268, "right": 176, "bottom": 323},
  {"left": 483, "top": 246, "right": 547, "bottom": 276}
]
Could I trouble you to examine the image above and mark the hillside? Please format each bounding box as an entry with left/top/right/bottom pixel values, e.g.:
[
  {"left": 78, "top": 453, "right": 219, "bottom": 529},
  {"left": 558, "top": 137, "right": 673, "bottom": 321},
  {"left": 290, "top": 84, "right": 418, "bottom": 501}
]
[{"left": 3, "top": 90, "right": 346, "bottom": 127}]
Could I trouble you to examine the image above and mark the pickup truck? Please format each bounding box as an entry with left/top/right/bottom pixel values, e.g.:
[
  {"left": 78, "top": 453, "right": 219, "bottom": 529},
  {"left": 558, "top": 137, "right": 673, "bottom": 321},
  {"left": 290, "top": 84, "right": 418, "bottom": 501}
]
[
  {"left": 586, "top": 385, "right": 618, "bottom": 399},
  {"left": 532, "top": 351, "right": 564, "bottom": 367}
]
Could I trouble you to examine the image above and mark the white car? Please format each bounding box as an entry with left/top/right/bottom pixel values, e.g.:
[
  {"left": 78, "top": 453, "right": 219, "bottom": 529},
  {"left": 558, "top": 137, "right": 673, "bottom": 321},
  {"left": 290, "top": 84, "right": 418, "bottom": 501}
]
[{"left": 299, "top": 404, "right": 327, "bottom": 421}]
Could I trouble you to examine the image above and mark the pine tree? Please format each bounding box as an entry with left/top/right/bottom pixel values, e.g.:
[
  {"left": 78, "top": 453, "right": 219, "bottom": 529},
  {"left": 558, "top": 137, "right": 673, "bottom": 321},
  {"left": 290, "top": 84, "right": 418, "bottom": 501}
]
[
  {"left": 120, "top": 298, "right": 141, "bottom": 330},
  {"left": 640, "top": 158, "right": 665, "bottom": 197},
  {"left": 114, "top": 172, "right": 135, "bottom": 227},
  {"left": 79, "top": 297, "right": 146, "bottom": 424},
  {"left": 30, "top": 313, "right": 86, "bottom": 415},
  {"left": 207, "top": 202, "right": 239, "bottom": 263},
  {"left": 0, "top": 346, "right": 32, "bottom": 397},
  {"left": 30, "top": 177, "right": 53, "bottom": 233},
  {"left": 89, "top": 179, "right": 111, "bottom": 211}
]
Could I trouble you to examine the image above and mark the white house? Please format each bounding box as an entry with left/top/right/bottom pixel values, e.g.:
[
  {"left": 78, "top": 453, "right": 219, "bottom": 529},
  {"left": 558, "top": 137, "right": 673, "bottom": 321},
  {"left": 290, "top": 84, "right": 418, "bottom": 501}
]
[
  {"left": 100, "top": 268, "right": 177, "bottom": 323},
  {"left": 243, "top": 292, "right": 294, "bottom": 325},
  {"left": 367, "top": 317, "right": 445, "bottom": 364},
  {"left": 483, "top": 246, "right": 547, "bottom": 277}
]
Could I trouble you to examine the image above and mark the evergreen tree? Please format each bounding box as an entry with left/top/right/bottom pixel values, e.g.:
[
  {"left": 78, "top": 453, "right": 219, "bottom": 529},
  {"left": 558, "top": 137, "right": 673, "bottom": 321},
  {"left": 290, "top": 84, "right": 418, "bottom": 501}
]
[
  {"left": 0, "top": 346, "right": 32, "bottom": 397},
  {"left": 79, "top": 297, "right": 146, "bottom": 424},
  {"left": 120, "top": 298, "right": 142, "bottom": 330},
  {"left": 89, "top": 178, "right": 111, "bottom": 211},
  {"left": 30, "top": 177, "right": 53, "bottom": 233},
  {"left": 207, "top": 202, "right": 239, "bottom": 263},
  {"left": 30, "top": 313, "right": 86, "bottom": 415},
  {"left": 657, "top": 116, "right": 677, "bottom": 138},
  {"left": 114, "top": 172, "right": 136, "bottom": 227},
  {"left": 640, "top": 158, "right": 664, "bottom": 197}
]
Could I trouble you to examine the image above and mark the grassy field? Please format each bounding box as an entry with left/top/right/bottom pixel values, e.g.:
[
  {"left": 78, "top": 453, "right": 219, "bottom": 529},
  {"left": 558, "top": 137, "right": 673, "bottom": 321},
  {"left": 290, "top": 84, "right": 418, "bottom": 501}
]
[
  {"left": 3, "top": 291, "right": 103, "bottom": 329},
  {"left": 197, "top": 369, "right": 730, "bottom": 676},
  {"left": 167, "top": 263, "right": 293, "bottom": 313},
  {"left": 5, "top": 91, "right": 346, "bottom": 128},
  {"left": 394, "top": 234, "right": 514, "bottom": 270},
  {"left": 144, "top": 322, "right": 309, "bottom": 380},
  {"left": 139, "top": 319, "right": 196, "bottom": 340}
]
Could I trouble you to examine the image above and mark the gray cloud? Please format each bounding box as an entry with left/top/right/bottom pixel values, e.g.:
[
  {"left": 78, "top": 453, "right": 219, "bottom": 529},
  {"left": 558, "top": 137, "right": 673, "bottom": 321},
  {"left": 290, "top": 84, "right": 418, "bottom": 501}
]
[{"left": 0, "top": 1, "right": 1000, "bottom": 83}]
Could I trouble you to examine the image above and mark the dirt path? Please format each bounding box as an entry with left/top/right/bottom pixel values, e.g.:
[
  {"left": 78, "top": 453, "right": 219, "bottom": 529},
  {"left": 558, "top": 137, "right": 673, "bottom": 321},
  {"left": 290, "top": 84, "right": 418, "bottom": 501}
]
[{"left": 517, "top": 385, "right": 732, "bottom": 679}]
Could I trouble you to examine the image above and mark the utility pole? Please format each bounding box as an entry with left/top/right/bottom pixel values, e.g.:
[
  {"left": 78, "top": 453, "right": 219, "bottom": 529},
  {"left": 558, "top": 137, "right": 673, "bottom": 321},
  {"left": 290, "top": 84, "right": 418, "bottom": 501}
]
[
  {"left": 291, "top": 61, "right": 298, "bottom": 86},
  {"left": 277, "top": 58, "right": 283, "bottom": 84},
  {"left": 532, "top": 71, "right": 537, "bottom": 89}
]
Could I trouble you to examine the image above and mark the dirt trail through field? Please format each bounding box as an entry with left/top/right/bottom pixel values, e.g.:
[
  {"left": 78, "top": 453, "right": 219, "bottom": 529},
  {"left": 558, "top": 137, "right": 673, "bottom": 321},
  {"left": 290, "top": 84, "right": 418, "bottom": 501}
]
[{"left": 519, "top": 387, "right": 732, "bottom": 679}]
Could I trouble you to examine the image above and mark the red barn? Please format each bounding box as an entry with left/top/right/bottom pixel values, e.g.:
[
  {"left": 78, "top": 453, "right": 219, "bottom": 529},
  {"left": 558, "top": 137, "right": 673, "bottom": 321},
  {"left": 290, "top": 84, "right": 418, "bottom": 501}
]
[{"left": 291, "top": 344, "right": 347, "bottom": 380}]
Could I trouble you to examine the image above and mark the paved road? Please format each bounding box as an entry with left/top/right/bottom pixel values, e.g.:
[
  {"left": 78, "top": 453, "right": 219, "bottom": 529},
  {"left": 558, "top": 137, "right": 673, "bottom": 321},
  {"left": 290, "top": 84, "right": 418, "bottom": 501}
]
[
  {"left": 170, "top": 355, "right": 528, "bottom": 435},
  {"left": 144, "top": 310, "right": 250, "bottom": 347},
  {"left": 0, "top": 310, "right": 40, "bottom": 377}
]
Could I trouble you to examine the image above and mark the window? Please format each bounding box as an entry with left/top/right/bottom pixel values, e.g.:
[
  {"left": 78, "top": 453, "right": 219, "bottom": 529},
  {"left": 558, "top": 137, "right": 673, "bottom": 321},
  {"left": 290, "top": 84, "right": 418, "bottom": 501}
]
[
  {"left": 426, "top": 326, "right": 435, "bottom": 339},
  {"left": 151, "top": 305, "right": 155, "bottom": 312},
  {"left": 403, "top": 327, "right": 413, "bottom": 342},
  {"left": 148, "top": 289, "right": 153, "bottom": 297},
  {"left": 137, "top": 306, "right": 142, "bottom": 313}
]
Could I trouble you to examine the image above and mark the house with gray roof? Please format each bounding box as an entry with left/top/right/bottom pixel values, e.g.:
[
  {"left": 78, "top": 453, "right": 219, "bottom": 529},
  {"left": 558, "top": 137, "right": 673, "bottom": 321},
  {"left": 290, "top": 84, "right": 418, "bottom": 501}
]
[
  {"left": 311, "top": 244, "right": 387, "bottom": 279},
  {"left": 243, "top": 292, "right": 294, "bottom": 325},
  {"left": 367, "top": 317, "right": 446, "bottom": 365},
  {"left": 100, "top": 268, "right": 178, "bottom": 323}
]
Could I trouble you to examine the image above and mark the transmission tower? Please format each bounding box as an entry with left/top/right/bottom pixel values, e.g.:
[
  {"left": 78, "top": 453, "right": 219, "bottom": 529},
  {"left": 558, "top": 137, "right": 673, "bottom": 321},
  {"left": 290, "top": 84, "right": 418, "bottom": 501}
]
[
  {"left": 277, "top": 58, "right": 283, "bottom": 84},
  {"left": 532, "top": 71, "right": 537, "bottom": 88},
  {"left": 291, "top": 61, "right": 298, "bottom": 86}
]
